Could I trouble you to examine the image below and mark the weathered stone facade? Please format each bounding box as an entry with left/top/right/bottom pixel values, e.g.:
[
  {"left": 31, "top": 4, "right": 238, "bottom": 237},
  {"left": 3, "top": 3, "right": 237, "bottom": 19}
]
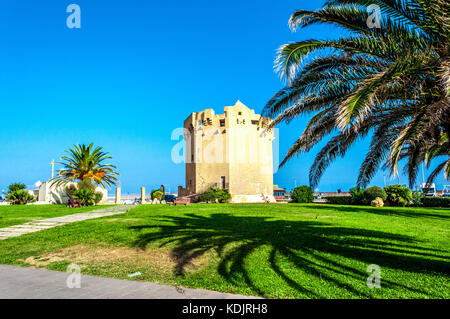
[{"left": 178, "top": 101, "right": 275, "bottom": 203}]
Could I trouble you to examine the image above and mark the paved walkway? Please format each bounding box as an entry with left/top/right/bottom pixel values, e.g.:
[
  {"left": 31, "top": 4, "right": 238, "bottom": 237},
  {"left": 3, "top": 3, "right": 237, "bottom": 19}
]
[
  {"left": 0, "top": 265, "right": 259, "bottom": 299},
  {"left": 0, "top": 205, "right": 133, "bottom": 240}
]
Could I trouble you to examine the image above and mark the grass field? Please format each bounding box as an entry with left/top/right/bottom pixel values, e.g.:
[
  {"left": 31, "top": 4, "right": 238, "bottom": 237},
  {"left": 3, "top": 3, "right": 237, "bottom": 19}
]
[
  {"left": 0, "top": 203, "right": 448, "bottom": 298},
  {"left": 0, "top": 205, "right": 109, "bottom": 228}
]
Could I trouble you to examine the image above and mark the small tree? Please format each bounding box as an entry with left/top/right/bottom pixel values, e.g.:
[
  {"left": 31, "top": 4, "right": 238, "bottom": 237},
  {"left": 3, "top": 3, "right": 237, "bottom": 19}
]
[
  {"left": 291, "top": 185, "right": 314, "bottom": 203},
  {"left": 7, "top": 182, "right": 27, "bottom": 193},
  {"left": 5, "top": 182, "right": 35, "bottom": 205},
  {"left": 151, "top": 190, "right": 164, "bottom": 200},
  {"left": 7, "top": 189, "right": 35, "bottom": 205}
]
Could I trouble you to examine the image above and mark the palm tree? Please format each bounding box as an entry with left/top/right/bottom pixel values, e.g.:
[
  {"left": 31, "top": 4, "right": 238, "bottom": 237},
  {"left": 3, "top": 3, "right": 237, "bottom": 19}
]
[
  {"left": 50, "top": 143, "right": 119, "bottom": 189},
  {"left": 395, "top": 130, "right": 449, "bottom": 186},
  {"left": 263, "top": 0, "right": 449, "bottom": 188}
]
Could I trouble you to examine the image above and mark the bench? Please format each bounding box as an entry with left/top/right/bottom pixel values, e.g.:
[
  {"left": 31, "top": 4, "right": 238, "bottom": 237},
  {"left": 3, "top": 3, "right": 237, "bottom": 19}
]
[{"left": 174, "top": 197, "right": 191, "bottom": 206}]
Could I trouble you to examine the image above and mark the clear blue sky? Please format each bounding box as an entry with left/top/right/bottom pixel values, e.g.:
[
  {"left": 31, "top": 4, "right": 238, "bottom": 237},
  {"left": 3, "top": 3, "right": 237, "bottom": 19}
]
[{"left": 0, "top": 0, "right": 446, "bottom": 194}]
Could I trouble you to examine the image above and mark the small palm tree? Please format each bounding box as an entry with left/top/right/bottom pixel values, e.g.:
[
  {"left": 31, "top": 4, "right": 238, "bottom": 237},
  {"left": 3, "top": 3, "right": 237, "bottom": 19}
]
[
  {"left": 263, "top": 0, "right": 449, "bottom": 188},
  {"left": 51, "top": 143, "right": 119, "bottom": 189}
]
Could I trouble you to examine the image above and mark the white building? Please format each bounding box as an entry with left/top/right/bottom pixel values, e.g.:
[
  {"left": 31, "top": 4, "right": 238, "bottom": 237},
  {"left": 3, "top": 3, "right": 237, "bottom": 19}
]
[{"left": 36, "top": 181, "right": 108, "bottom": 204}]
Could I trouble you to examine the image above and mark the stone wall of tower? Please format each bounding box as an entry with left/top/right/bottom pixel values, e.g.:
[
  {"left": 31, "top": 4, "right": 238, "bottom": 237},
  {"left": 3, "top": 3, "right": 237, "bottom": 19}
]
[{"left": 179, "top": 101, "right": 275, "bottom": 203}]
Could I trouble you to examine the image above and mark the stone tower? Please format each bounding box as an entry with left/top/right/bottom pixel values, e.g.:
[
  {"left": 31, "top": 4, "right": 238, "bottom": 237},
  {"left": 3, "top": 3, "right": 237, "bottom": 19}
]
[{"left": 178, "top": 101, "right": 276, "bottom": 203}]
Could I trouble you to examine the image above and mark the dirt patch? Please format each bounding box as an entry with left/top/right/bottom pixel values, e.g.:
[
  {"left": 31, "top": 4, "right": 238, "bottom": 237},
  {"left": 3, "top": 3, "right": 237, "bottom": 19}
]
[
  {"left": 18, "top": 244, "right": 212, "bottom": 273},
  {"left": 18, "top": 256, "right": 67, "bottom": 267}
]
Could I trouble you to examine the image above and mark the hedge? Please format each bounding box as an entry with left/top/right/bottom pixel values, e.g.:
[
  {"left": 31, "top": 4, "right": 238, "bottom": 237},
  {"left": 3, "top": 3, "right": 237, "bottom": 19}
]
[
  {"left": 326, "top": 196, "right": 352, "bottom": 205},
  {"left": 421, "top": 197, "right": 450, "bottom": 207}
]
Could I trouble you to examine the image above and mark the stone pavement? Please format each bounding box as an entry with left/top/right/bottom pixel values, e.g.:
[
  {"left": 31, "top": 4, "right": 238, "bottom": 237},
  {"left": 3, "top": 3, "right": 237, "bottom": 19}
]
[
  {"left": 0, "top": 265, "right": 259, "bottom": 299},
  {"left": 0, "top": 205, "right": 133, "bottom": 240}
]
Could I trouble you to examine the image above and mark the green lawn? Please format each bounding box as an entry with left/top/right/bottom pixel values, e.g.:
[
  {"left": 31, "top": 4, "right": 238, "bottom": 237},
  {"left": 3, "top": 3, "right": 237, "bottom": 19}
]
[
  {"left": 0, "top": 205, "right": 109, "bottom": 228},
  {"left": 0, "top": 203, "right": 448, "bottom": 298}
]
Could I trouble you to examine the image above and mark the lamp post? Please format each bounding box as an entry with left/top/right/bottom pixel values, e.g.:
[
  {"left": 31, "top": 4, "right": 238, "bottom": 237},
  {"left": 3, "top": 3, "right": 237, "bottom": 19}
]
[
  {"left": 50, "top": 160, "right": 55, "bottom": 179},
  {"left": 422, "top": 163, "right": 425, "bottom": 184}
]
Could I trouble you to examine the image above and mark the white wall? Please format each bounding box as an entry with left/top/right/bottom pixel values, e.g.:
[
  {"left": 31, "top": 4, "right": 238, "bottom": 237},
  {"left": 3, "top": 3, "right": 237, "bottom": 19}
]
[{"left": 37, "top": 181, "right": 108, "bottom": 204}]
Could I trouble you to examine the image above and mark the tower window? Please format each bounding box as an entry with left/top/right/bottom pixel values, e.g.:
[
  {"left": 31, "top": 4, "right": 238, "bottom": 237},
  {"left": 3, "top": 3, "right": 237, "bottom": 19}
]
[
  {"left": 221, "top": 176, "right": 226, "bottom": 189},
  {"left": 220, "top": 119, "right": 225, "bottom": 127}
]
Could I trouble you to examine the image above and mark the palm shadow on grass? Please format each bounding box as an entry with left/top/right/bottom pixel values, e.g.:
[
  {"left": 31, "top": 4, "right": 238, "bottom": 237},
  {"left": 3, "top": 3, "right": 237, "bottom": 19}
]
[
  {"left": 129, "top": 213, "right": 449, "bottom": 298},
  {"left": 303, "top": 204, "right": 450, "bottom": 219}
]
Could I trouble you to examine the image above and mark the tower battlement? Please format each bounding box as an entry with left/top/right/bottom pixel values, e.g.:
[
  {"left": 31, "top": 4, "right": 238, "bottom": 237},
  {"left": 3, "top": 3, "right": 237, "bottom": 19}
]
[{"left": 178, "top": 100, "right": 275, "bottom": 203}]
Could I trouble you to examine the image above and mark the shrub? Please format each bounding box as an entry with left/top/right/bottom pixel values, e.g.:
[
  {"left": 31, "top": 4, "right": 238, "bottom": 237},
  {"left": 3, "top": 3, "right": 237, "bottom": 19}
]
[
  {"left": 73, "top": 188, "right": 95, "bottom": 206},
  {"left": 7, "top": 189, "right": 35, "bottom": 205},
  {"left": 291, "top": 185, "right": 314, "bottom": 203},
  {"left": 384, "top": 184, "right": 412, "bottom": 207},
  {"left": 364, "top": 186, "right": 387, "bottom": 202},
  {"left": 411, "top": 190, "right": 423, "bottom": 207},
  {"left": 422, "top": 197, "right": 450, "bottom": 207},
  {"left": 216, "top": 189, "right": 231, "bottom": 203},
  {"left": 65, "top": 183, "right": 102, "bottom": 205},
  {"left": 198, "top": 187, "right": 218, "bottom": 203},
  {"left": 94, "top": 191, "right": 103, "bottom": 204},
  {"left": 326, "top": 196, "right": 351, "bottom": 205},
  {"left": 349, "top": 187, "right": 365, "bottom": 205},
  {"left": 198, "top": 187, "right": 230, "bottom": 203},
  {"left": 198, "top": 191, "right": 215, "bottom": 203}
]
